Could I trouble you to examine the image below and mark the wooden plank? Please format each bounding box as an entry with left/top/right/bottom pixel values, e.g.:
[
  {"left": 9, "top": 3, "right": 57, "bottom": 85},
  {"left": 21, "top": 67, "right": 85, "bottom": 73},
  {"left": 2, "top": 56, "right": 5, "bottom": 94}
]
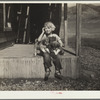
[
  {"left": 61, "top": 58, "right": 71, "bottom": 77},
  {"left": 64, "top": 20, "right": 68, "bottom": 47},
  {"left": 0, "top": 37, "right": 7, "bottom": 43},
  {"left": 59, "top": 4, "right": 65, "bottom": 43},
  {"left": 71, "top": 57, "right": 78, "bottom": 78},
  {"left": 64, "top": 4, "right": 68, "bottom": 47},
  {"left": 23, "top": 6, "right": 30, "bottom": 43},
  {"left": 76, "top": 4, "right": 82, "bottom": 56},
  {"left": 3, "top": 4, "right": 6, "bottom": 31}
]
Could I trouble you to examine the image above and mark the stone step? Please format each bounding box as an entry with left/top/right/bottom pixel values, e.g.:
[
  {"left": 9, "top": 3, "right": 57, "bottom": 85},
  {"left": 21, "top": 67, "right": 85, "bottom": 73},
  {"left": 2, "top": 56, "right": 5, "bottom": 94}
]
[{"left": 0, "top": 44, "right": 79, "bottom": 79}]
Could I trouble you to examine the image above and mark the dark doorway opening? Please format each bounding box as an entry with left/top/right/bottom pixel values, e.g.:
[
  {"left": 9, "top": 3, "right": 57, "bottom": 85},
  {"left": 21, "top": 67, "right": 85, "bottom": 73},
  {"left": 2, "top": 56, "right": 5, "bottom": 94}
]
[
  {"left": 29, "top": 4, "right": 61, "bottom": 44},
  {"left": 29, "top": 4, "right": 50, "bottom": 43},
  {"left": 7, "top": 4, "right": 61, "bottom": 44}
]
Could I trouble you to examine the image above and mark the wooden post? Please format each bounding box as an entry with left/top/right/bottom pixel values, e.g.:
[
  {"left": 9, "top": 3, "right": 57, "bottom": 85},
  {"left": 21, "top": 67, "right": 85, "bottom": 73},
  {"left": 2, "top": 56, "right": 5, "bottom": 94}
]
[
  {"left": 59, "top": 3, "right": 64, "bottom": 43},
  {"left": 23, "top": 6, "right": 30, "bottom": 43},
  {"left": 64, "top": 4, "right": 68, "bottom": 48},
  {"left": 3, "top": 4, "right": 6, "bottom": 31},
  {"left": 76, "top": 4, "right": 81, "bottom": 56}
]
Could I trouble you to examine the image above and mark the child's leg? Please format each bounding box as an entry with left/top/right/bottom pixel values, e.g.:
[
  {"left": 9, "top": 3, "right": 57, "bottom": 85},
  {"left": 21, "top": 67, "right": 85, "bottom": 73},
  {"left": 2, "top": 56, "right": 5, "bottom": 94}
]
[
  {"left": 43, "top": 52, "right": 52, "bottom": 70},
  {"left": 42, "top": 52, "right": 52, "bottom": 81},
  {"left": 50, "top": 53, "right": 63, "bottom": 80},
  {"left": 51, "top": 53, "right": 62, "bottom": 70}
]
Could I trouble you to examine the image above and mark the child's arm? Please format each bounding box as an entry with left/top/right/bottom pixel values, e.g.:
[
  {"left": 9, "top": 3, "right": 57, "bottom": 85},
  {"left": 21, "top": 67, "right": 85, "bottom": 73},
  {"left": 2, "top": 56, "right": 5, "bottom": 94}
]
[
  {"left": 37, "top": 27, "right": 45, "bottom": 42},
  {"left": 53, "top": 34, "right": 64, "bottom": 47},
  {"left": 57, "top": 37, "right": 63, "bottom": 47}
]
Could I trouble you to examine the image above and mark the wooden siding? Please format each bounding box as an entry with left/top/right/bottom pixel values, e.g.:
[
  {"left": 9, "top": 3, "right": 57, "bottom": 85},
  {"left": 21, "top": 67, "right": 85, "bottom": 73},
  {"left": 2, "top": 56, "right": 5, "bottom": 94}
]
[
  {"left": 0, "top": 4, "right": 3, "bottom": 32},
  {"left": 0, "top": 4, "right": 6, "bottom": 44},
  {"left": 0, "top": 4, "right": 15, "bottom": 49}
]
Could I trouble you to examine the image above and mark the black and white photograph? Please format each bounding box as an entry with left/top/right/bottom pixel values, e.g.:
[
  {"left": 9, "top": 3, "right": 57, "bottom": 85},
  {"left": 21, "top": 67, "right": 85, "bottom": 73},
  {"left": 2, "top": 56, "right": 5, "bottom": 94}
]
[{"left": 0, "top": 2, "right": 100, "bottom": 92}]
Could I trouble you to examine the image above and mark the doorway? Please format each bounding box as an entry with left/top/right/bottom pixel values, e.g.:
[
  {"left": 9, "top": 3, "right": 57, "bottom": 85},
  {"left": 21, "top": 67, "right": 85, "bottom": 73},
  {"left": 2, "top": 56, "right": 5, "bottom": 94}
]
[
  {"left": 29, "top": 4, "right": 50, "bottom": 43},
  {"left": 5, "top": 4, "right": 61, "bottom": 44},
  {"left": 29, "top": 4, "right": 61, "bottom": 43}
]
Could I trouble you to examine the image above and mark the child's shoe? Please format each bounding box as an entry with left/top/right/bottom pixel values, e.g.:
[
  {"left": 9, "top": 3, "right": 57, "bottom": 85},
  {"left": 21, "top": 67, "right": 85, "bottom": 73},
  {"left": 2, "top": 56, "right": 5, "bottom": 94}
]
[
  {"left": 44, "top": 71, "right": 50, "bottom": 81},
  {"left": 44, "top": 68, "right": 50, "bottom": 81},
  {"left": 55, "top": 70, "right": 62, "bottom": 80}
]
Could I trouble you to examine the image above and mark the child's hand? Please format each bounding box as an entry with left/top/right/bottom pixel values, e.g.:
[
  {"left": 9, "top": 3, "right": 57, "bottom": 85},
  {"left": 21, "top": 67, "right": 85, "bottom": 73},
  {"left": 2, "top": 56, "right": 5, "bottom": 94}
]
[
  {"left": 53, "top": 49, "right": 60, "bottom": 55},
  {"left": 45, "top": 48, "right": 50, "bottom": 53},
  {"left": 41, "top": 48, "right": 46, "bottom": 53},
  {"left": 41, "top": 48, "right": 50, "bottom": 53},
  {"left": 42, "top": 27, "right": 45, "bottom": 33}
]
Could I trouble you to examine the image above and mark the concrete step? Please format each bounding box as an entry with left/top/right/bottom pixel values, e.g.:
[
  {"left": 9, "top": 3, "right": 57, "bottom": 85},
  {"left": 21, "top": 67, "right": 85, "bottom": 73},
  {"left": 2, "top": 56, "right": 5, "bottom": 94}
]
[{"left": 0, "top": 44, "right": 79, "bottom": 79}]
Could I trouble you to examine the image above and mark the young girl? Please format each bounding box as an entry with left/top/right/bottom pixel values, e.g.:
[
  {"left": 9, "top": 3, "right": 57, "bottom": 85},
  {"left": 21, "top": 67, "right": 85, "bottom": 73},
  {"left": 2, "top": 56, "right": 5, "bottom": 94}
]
[{"left": 37, "top": 21, "right": 64, "bottom": 81}]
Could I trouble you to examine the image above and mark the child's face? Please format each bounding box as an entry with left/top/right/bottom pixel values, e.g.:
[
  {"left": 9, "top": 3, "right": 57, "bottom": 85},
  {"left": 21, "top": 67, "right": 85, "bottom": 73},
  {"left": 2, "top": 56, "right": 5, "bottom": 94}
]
[{"left": 44, "top": 26, "right": 52, "bottom": 35}]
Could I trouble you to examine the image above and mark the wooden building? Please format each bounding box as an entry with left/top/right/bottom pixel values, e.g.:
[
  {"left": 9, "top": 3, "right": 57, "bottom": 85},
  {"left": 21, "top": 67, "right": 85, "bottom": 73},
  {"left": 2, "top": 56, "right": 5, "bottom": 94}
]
[
  {"left": 0, "top": 3, "right": 81, "bottom": 79},
  {"left": 0, "top": 4, "right": 62, "bottom": 45}
]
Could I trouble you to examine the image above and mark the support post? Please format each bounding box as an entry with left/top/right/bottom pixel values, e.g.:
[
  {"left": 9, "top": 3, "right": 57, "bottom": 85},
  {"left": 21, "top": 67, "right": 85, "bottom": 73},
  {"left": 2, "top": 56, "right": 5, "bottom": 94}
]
[
  {"left": 59, "top": 3, "right": 64, "bottom": 43},
  {"left": 64, "top": 4, "right": 68, "bottom": 48},
  {"left": 23, "top": 6, "right": 30, "bottom": 43},
  {"left": 76, "top": 4, "right": 81, "bottom": 56},
  {"left": 3, "top": 4, "right": 6, "bottom": 31}
]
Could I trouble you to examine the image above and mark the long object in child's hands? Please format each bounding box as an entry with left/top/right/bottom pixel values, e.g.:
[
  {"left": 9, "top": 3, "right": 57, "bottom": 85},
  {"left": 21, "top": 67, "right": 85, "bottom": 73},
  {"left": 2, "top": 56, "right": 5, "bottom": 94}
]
[{"left": 62, "top": 47, "right": 76, "bottom": 56}]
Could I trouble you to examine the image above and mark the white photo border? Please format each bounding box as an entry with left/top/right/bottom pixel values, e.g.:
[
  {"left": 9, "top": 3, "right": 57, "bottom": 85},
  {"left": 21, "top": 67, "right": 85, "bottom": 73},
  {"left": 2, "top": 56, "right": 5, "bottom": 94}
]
[{"left": 0, "top": 0, "right": 100, "bottom": 99}]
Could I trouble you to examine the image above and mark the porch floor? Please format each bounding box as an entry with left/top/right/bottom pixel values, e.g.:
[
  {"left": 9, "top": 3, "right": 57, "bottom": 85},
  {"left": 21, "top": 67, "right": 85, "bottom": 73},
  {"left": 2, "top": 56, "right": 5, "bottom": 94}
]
[
  {"left": 0, "top": 44, "right": 35, "bottom": 58},
  {"left": 0, "top": 44, "right": 74, "bottom": 58}
]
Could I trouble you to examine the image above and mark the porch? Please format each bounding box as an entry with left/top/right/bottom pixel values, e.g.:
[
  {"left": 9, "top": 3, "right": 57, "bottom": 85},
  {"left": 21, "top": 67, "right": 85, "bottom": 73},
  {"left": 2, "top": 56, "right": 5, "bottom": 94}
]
[
  {"left": 0, "top": 4, "right": 81, "bottom": 79},
  {"left": 0, "top": 44, "right": 79, "bottom": 79}
]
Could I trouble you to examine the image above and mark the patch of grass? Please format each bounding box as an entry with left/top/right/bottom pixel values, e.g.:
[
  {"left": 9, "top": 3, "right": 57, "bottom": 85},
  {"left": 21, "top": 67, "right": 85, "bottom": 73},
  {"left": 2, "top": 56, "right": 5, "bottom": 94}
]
[
  {"left": 68, "top": 35, "right": 100, "bottom": 50},
  {"left": 81, "top": 38, "right": 100, "bottom": 50}
]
